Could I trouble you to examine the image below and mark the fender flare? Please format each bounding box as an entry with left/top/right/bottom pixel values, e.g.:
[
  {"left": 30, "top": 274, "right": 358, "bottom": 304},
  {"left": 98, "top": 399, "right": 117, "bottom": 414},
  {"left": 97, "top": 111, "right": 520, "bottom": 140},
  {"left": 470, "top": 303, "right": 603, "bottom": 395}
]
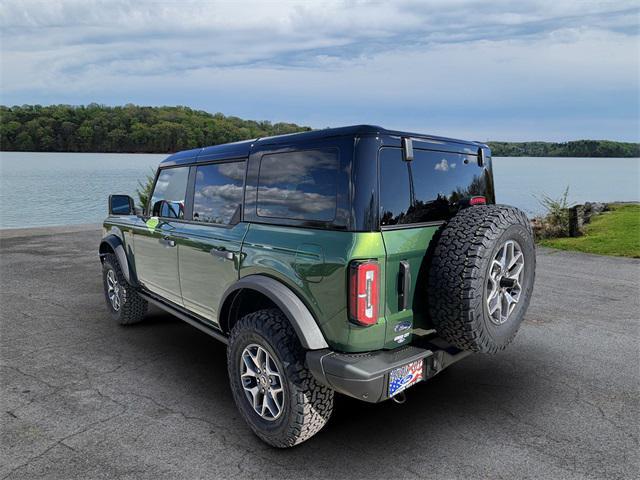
[
  {"left": 99, "top": 234, "right": 137, "bottom": 286},
  {"left": 220, "top": 275, "right": 329, "bottom": 350}
]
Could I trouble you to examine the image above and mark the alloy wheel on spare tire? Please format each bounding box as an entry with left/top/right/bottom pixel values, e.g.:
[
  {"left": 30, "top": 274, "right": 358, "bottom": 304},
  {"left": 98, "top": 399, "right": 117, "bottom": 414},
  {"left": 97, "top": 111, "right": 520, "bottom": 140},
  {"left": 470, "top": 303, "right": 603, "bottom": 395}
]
[{"left": 426, "top": 205, "right": 535, "bottom": 354}]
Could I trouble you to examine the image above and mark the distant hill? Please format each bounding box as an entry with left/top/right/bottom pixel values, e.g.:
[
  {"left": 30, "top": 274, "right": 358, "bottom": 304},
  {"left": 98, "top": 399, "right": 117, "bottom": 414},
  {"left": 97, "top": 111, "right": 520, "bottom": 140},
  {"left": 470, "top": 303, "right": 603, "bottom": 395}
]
[
  {"left": 1, "top": 104, "right": 638, "bottom": 157},
  {"left": 487, "top": 140, "right": 639, "bottom": 158},
  {"left": 0, "top": 104, "right": 310, "bottom": 153}
]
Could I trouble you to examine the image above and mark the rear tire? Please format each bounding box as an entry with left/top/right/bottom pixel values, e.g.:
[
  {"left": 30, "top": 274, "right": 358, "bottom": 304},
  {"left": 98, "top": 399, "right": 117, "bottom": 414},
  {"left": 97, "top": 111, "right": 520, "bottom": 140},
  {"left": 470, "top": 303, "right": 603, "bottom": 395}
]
[
  {"left": 227, "top": 308, "right": 334, "bottom": 448},
  {"left": 427, "top": 205, "right": 535, "bottom": 353},
  {"left": 101, "top": 253, "right": 148, "bottom": 325}
]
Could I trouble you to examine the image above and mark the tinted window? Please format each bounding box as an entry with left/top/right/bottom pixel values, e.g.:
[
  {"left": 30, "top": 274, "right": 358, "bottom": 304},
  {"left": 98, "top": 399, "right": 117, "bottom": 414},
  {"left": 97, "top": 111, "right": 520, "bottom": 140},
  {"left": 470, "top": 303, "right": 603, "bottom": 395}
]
[
  {"left": 380, "top": 148, "right": 489, "bottom": 226},
  {"left": 257, "top": 150, "right": 338, "bottom": 221},
  {"left": 150, "top": 167, "right": 189, "bottom": 218},
  {"left": 193, "top": 161, "right": 245, "bottom": 225}
]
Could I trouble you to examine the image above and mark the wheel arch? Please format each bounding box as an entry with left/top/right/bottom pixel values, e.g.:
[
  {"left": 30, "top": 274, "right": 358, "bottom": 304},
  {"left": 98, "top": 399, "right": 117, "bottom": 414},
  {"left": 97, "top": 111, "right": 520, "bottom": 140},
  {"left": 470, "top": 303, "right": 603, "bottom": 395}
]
[
  {"left": 219, "top": 275, "right": 329, "bottom": 350},
  {"left": 99, "top": 234, "right": 138, "bottom": 286}
]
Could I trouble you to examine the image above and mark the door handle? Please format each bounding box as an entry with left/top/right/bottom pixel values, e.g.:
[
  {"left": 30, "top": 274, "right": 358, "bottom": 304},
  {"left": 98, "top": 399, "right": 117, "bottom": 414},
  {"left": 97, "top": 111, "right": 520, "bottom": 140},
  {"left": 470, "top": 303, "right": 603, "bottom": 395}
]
[
  {"left": 210, "top": 247, "right": 234, "bottom": 261},
  {"left": 159, "top": 236, "right": 176, "bottom": 247}
]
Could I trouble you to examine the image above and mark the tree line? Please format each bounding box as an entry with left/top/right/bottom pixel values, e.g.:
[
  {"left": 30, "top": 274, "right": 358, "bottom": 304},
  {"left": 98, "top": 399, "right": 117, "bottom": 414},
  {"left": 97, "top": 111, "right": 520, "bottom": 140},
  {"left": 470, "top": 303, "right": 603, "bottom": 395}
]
[
  {"left": 1, "top": 104, "right": 638, "bottom": 157},
  {"left": 0, "top": 104, "right": 310, "bottom": 153},
  {"left": 487, "top": 140, "right": 639, "bottom": 158}
]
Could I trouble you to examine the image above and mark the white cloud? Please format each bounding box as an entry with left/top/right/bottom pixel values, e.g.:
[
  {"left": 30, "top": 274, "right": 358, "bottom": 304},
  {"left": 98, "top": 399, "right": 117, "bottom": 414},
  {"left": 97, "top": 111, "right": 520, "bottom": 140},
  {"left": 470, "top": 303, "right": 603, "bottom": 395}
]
[
  {"left": 434, "top": 159, "right": 449, "bottom": 171},
  {"left": 0, "top": 0, "right": 638, "bottom": 140},
  {"left": 259, "top": 150, "right": 337, "bottom": 185},
  {"left": 257, "top": 185, "right": 335, "bottom": 214},
  {"left": 217, "top": 162, "right": 245, "bottom": 181},
  {"left": 200, "top": 183, "right": 243, "bottom": 202}
]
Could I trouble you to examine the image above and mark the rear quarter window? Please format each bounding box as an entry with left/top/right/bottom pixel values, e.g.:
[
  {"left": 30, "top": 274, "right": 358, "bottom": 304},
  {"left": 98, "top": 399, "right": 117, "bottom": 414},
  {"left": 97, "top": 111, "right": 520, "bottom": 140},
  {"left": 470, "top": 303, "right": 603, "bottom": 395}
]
[
  {"left": 380, "top": 147, "right": 491, "bottom": 226},
  {"left": 256, "top": 149, "right": 339, "bottom": 222}
]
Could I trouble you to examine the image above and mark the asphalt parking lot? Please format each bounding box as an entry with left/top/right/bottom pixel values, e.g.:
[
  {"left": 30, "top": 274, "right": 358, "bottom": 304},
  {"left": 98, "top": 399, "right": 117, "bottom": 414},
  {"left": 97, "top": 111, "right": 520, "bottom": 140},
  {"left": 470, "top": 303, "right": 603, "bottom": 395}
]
[{"left": 1, "top": 226, "right": 638, "bottom": 479}]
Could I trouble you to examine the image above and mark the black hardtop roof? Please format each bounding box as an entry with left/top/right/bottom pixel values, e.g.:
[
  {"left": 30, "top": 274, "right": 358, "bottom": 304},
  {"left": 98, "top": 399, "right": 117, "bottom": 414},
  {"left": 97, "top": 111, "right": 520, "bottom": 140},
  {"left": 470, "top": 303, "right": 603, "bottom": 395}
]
[{"left": 160, "top": 124, "right": 486, "bottom": 166}]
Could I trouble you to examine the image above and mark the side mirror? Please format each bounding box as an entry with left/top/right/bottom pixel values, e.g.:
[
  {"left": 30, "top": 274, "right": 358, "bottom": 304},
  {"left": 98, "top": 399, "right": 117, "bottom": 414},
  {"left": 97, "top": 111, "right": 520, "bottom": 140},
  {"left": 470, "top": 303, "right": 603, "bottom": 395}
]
[{"left": 109, "top": 195, "right": 135, "bottom": 215}]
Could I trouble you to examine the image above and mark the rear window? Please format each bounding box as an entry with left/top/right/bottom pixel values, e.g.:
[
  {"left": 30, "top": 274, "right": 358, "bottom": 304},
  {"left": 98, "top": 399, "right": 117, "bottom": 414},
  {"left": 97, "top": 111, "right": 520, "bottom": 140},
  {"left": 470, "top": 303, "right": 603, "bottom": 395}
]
[
  {"left": 380, "top": 148, "right": 489, "bottom": 226},
  {"left": 256, "top": 149, "right": 339, "bottom": 221}
]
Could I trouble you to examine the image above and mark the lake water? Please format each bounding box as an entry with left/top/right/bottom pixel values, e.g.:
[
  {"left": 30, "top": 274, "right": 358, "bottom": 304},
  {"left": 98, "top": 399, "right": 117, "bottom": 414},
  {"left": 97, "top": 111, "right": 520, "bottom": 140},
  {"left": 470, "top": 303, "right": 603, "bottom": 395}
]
[{"left": 0, "top": 152, "right": 638, "bottom": 229}]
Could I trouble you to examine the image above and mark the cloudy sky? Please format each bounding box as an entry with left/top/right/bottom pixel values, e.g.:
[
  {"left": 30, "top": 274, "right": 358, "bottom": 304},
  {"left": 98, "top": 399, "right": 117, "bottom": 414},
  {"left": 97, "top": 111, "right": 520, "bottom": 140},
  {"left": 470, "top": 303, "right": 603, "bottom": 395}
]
[{"left": 1, "top": 0, "right": 638, "bottom": 141}]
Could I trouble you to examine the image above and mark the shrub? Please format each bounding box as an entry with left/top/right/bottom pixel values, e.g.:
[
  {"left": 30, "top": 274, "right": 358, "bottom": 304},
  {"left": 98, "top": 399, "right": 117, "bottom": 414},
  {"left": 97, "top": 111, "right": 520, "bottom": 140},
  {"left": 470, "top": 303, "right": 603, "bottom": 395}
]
[
  {"left": 532, "top": 186, "right": 573, "bottom": 240},
  {"left": 136, "top": 168, "right": 155, "bottom": 210}
]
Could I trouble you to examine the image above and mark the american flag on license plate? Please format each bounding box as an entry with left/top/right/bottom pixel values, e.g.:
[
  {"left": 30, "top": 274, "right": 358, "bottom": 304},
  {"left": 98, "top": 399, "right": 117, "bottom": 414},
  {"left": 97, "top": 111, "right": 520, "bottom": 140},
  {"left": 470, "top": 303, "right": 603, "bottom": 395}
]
[{"left": 388, "top": 359, "right": 424, "bottom": 397}]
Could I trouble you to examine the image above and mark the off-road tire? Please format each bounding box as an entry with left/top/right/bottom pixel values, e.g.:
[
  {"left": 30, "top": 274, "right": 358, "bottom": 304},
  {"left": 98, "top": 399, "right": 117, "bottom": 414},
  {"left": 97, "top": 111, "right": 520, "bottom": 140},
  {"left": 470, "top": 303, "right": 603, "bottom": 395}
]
[
  {"left": 227, "top": 308, "right": 334, "bottom": 448},
  {"left": 101, "top": 253, "right": 148, "bottom": 325},
  {"left": 427, "top": 205, "right": 535, "bottom": 353}
]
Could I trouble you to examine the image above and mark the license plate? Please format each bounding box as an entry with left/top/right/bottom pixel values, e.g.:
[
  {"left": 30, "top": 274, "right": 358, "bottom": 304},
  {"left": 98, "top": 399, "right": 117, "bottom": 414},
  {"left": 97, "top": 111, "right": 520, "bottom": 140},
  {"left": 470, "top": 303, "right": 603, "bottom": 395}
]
[{"left": 388, "top": 359, "right": 424, "bottom": 397}]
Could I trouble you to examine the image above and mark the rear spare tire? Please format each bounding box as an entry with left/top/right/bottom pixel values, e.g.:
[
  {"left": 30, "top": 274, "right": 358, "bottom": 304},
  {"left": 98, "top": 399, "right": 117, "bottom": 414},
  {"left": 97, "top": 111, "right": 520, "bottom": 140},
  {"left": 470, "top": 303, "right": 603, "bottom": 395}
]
[{"left": 427, "top": 205, "right": 535, "bottom": 353}]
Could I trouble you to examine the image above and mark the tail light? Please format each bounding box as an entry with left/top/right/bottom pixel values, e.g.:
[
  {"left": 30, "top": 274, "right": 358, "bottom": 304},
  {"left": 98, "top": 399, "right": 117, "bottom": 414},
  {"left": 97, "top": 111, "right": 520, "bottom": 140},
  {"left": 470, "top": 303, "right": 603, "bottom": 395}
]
[
  {"left": 349, "top": 260, "right": 380, "bottom": 326},
  {"left": 470, "top": 196, "right": 487, "bottom": 205}
]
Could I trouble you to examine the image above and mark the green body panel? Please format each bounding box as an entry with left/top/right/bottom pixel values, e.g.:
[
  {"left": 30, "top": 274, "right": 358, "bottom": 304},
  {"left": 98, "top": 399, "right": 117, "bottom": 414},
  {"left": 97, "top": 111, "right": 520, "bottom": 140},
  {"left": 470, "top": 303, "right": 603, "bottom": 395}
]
[
  {"left": 132, "top": 217, "right": 183, "bottom": 305},
  {"left": 240, "top": 224, "right": 387, "bottom": 352},
  {"left": 380, "top": 226, "right": 439, "bottom": 347},
  {"left": 175, "top": 222, "right": 248, "bottom": 324},
  {"left": 102, "top": 216, "right": 439, "bottom": 353}
]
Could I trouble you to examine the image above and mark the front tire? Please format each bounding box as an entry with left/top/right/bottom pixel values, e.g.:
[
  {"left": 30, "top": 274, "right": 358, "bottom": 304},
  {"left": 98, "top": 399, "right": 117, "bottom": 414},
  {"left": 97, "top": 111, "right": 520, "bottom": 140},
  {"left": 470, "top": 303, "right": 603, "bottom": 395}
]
[
  {"left": 227, "top": 309, "right": 334, "bottom": 448},
  {"left": 101, "top": 253, "right": 148, "bottom": 325}
]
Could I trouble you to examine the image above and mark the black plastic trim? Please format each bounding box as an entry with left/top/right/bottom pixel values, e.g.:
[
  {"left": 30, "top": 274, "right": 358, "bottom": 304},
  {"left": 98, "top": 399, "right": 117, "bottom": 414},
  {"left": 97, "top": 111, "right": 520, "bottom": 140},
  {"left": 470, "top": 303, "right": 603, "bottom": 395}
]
[
  {"left": 219, "top": 275, "right": 329, "bottom": 350},
  {"left": 108, "top": 194, "right": 135, "bottom": 215},
  {"left": 139, "top": 292, "right": 229, "bottom": 345},
  {"left": 307, "top": 339, "right": 472, "bottom": 403},
  {"left": 99, "top": 234, "right": 137, "bottom": 286},
  {"left": 307, "top": 346, "right": 432, "bottom": 403},
  {"left": 380, "top": 220, "right": 446, "bottom": 231}
]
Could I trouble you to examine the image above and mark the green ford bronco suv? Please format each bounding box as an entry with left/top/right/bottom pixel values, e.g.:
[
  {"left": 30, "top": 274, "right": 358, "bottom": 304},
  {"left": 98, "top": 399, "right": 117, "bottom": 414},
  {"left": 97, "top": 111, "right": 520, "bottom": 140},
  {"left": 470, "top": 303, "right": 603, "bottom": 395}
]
[{"left": 100, "top": 125, "right": 535, "bottom": 447}]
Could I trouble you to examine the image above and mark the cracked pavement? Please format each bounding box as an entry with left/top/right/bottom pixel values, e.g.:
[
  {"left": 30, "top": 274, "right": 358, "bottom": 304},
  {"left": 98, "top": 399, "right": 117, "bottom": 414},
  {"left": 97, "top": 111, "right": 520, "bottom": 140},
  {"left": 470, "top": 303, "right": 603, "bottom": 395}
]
[{"left": 1, "top": 226, "right": 638, "bottom": 479}]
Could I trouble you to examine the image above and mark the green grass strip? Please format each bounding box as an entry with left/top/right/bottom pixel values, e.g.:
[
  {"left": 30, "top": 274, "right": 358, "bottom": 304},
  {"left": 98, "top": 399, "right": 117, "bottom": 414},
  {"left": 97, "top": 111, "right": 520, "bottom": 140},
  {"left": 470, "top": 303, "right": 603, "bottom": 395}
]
[{"left": 539, "top": 204, "right": 640, "bottom": 258}]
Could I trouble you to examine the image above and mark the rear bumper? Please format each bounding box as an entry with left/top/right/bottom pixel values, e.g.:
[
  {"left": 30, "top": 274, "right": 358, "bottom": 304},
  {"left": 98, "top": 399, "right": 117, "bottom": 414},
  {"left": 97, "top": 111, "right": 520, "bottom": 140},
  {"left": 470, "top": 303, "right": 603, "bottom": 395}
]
[{"left": 306, "top": 337, "right": 470, "bottom": 403}]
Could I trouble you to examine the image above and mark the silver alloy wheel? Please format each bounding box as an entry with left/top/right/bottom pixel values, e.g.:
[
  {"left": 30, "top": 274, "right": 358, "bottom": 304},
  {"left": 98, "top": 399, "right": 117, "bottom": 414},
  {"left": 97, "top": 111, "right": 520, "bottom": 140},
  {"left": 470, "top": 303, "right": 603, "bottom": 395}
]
[
  {"left": 106, "top": 269, "right": 122, "bottom": 311},
  {"left": 240, "top": 344, "right": 284, "bottom": 421},
  {"left": 486, "top": 240, "right": 525, "bottom": 325}
]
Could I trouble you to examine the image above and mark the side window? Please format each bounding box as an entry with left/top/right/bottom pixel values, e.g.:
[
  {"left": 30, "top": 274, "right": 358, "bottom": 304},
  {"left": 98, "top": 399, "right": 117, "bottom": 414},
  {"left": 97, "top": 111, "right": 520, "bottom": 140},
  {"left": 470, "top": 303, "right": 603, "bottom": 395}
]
[
  {"left": 150, "top": 167, "right": 189, "bottom": 219},
  {"left": 192, "top": 161, "right": 245, "bottom": 225},
  {"left": 256, "top": 149, "right": 339, "bottom": 221},
  {"left": 379, "top": 149, "right": 410, "bottom": 226}
]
